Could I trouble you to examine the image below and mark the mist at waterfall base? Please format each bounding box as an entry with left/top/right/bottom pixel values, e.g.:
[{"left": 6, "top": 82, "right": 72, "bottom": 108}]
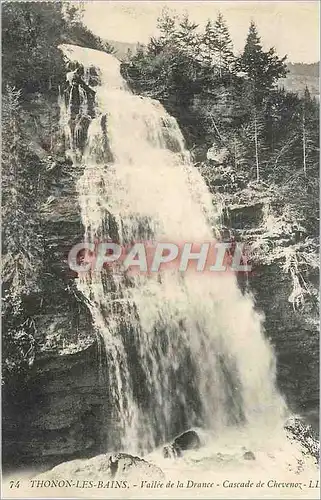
[{"left": 56, "top": 44, "right": 318, "bottom": 489}]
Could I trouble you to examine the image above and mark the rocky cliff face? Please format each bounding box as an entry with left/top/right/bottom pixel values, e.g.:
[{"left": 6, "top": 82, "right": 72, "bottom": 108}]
[
  {"left": 226, "top": 198, "right": 319, "bottom": 432},
  {"left": 3, "top": 88, "right": 104, "bottom": 468},
  {"left": 3, "top": 343, "right": 109, "bottom": 467}
]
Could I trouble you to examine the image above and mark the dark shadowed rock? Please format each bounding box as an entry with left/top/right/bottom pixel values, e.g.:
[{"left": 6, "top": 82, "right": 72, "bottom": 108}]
[
  {"left": 243, "top": 451, "right": 256, "bottom": 460},
  {"left": 163, "top": 430, "right": 201, "bottom": 458}
]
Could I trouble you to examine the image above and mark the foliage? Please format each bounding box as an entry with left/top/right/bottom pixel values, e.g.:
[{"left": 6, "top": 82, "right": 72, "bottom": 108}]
[
  {"left": 2, "top": 2, "right": 114, "bottom": 95},
  {"left": 201, "top": 14, "right": 235, "bottom": 77},
  {"left": 238, "top": 21, "right": 288, "bottom": 103},
  {"left": 2, "top": 3, "right": 66, "bottom": 94}
]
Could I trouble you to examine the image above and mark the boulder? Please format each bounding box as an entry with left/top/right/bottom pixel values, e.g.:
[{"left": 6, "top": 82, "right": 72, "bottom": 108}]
[
  {"left": 33, "top": 452, "right": 164, "bottom": 482},
  {"left": 163, "top": 429, "right": 201, "bottom": 458},
  {"left": 285, "top": 415, "right": 320, "bottom": 463},
  {"left": 243, "top": 451, "right": 256, "bottom": 461}
]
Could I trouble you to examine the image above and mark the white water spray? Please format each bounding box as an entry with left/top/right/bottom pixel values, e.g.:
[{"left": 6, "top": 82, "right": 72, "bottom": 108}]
[{"left": 59, "top": 44, "right": 286, "bottom": 455}]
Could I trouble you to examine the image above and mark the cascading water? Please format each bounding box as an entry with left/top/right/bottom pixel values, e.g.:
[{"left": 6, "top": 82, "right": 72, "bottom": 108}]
[{"left": 59, "top": 44, "right": 286, "bottom": 455}]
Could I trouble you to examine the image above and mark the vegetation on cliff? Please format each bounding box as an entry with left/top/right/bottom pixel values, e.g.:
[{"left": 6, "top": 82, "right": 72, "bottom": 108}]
[
  {"left": 2, "top": 2, "right": 113, "bottom": 385},
  {"left": 2, "top": 2, "right": 113, "bottom": 95}
]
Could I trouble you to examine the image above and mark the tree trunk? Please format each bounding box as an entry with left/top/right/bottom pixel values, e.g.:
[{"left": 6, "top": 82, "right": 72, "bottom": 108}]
[
  {"left": 254, "top": 114, "right": 259, "bottom": 181},
  {"left": 302, "top": 110, "right": 307, "bottom": 177}
]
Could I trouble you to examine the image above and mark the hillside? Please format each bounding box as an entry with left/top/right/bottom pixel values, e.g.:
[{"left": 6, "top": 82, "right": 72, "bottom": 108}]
[
  {"left": 280, "top": 62, "right": 319, "bottom": 98},
  {"left": 108, "top": 39, "right": 138, "bottom": 60}
]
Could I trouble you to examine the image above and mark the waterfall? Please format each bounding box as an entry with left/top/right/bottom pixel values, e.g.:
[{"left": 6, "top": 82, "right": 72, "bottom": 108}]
[{"left": 59, "top": 44, "right": 286, "bottom": 455}]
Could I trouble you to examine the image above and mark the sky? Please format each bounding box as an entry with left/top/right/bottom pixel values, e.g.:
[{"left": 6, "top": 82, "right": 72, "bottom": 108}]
[{"left": 83, "top": 1, "right": 319, "bottom": 63}]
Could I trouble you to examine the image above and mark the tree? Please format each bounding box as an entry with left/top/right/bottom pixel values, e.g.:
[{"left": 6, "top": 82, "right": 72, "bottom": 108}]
[
  {"left": 2, "top": 1, "right": 114, "bottom": 96},
  {"left": 253, "top": 112, "right": 260, "bottom": 180},
  {"left": 201, "top": 14, "right": 235, "bottom": 77},
  {"left": 200, "top": 20, "right": 216, "bottom": 67},
  {"left": 155, "top": 7, "right": 178, "bottom": 48},
  {"left": 2, "top": 2, "right": 66, "bottom": 94},
  {"left": 213, "top": 13, "right": 235, "bottom": 77},
  {"left": 176, "top": 13, "right": 200, "bottom": 57},
  {"left": 62, "top": 2, "right": 85, "bottom": 26},
  {"left": 301, "top": 86, "right": 319, "bottom": 178},
  {"left": 124, "top": 11, "right": 205, "bottom": 110},
  {"left": 239, "top": 21, "right": 287, "bottom": 103},
  {"left": 237, "top": 22, "right": 287, "bottom": 179}
]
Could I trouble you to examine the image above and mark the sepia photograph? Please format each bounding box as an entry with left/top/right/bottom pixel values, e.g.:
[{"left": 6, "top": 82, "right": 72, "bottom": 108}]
[{"left": 1, "top": 1, "right": 320, "bottom": 498}]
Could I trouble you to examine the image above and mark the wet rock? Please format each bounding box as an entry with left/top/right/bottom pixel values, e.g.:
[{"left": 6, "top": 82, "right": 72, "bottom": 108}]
[
  {"left": 33, "top": 452, "right": 164, "bottom": 482},
  {"left": 74, "top": 114, "right": 92, "bottom": 152},
  {"left": 285, "top": 415, "right": 320, "bottom": 463},
  {"left": 243, "top": 451, "right": 256, "bottom": 461},
  {"left": 206, "top": 145, "right": 229, "bottom": 164},
  {"left": 163, "top": 446, "right": 177, "bottom": 458},
  {"left": 107, "top": 453, "right": 164, "bottom": 480},
  {"left": 163, "top": 429, "right": 201, "bottom": 458}
]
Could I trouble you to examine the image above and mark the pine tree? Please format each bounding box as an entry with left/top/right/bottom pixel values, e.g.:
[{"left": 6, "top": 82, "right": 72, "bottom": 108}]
[
  {"left": 201, "top": 14, "right": 235, "bottom": 77},
  {"left": 239, "top": 21, "right": 287, "bottom": 102},
  {"left": 213, "top": 13, "right": 235, "bottom": 77},
  {"left": 176, "top": 13, "right": 200, "bottom": 57},
  {"left": 62, "top": 2, "right": 85, "bottom": 26},
  {"left": 156, "top": 7, "right": 178, "bottom": 47},
  {"left": 200, "top": 20, "right": 217, "bottom": 69}
]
